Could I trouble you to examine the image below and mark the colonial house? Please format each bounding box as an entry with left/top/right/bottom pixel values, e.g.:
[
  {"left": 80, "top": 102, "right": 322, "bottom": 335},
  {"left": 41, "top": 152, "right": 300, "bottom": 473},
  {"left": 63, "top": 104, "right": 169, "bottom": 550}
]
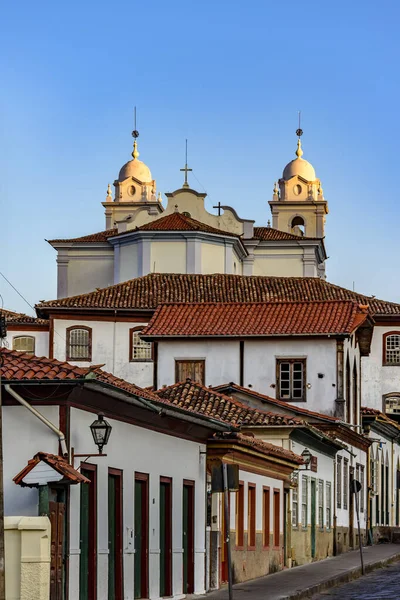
[
  {"left": 2, "top": 348, "right": 235, "bottom": 600},
  {"left": 1, "top": 348, "right": 303, "bottom": 599},
  {"left": 1, "top": 308, "right": 49, "bottom": 356},
  {"left": 213, "top": 383, "right": 371, "bottom": 557}
]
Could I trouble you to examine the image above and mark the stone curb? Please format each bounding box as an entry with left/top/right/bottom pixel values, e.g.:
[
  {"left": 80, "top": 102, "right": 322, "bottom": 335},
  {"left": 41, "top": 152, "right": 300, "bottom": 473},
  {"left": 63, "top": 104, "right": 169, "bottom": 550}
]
[{"left": 280, "top": 551, "right": 400, "bottom": 600}]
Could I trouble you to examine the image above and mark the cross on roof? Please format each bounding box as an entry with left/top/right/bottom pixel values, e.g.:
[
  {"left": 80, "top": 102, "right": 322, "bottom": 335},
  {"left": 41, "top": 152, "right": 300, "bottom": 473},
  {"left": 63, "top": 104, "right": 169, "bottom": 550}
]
[
  {"left": 180, "top": 139, "right": 192, "bottom": 188},
  {"left": 213, "top": 201, "right": 223, "bottom": 216}
]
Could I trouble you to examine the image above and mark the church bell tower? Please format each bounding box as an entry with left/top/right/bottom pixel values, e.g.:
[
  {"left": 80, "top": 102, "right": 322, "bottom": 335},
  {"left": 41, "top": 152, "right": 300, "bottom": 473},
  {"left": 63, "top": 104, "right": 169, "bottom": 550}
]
[{"left": 268, "top": 129, "right": 328, "bottom": 238}]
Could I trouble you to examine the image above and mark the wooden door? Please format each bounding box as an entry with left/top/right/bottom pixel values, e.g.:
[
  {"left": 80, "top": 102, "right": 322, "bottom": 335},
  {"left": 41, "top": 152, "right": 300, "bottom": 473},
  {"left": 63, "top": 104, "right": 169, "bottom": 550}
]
[
  {"left": 108, "top": 470, "right": 123, "bottom": 600},
  {"left": 349, "top": 467, "right": 355, "bottom": 548},
  {"left": 159, "top": 478, "right": 172, "bottom": 597},
  {"left": 50, "top": 501, "right": 65, "bottom": 600},
  {"left": 134, "top": 474, "right": 149, "bottom": 599},
  {"left": 80, "top": 465, "right": 97, "bottom": 600},
  {"left": 220, "top": 492, "right": 230, "bottom": 583},
  {"left": 182, "top": 481, "right": 195, "bottom": 594},
  {"left": 310, "top": 481, "right": 316, "bottom": 558}
]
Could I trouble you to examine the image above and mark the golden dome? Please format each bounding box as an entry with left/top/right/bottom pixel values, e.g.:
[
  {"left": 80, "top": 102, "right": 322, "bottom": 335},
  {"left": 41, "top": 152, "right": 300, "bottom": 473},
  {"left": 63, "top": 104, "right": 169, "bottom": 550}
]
[{"left": 282, "top": 139, "right": 316, "bottom": 181}]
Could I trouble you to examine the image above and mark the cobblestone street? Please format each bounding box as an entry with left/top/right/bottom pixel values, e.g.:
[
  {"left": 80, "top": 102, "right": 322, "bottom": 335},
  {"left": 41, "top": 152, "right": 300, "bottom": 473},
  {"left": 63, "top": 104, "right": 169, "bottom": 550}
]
[{"left": 313, "top": 560, "right": 400, "bottom": 599}]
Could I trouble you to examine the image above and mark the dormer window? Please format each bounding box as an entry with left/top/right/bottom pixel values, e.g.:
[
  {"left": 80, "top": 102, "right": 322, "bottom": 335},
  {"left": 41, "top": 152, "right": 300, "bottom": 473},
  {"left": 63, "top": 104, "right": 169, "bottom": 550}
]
[{"left": 383, "top": 332, "right": 400, "bottom": 366}]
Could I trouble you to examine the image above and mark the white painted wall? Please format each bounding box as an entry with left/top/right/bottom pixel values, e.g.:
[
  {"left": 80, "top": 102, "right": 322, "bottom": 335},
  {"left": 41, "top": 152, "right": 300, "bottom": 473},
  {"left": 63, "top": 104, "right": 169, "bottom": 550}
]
[
  {"left": 69, "top": 407, "right": 207, "bottom": 600},
  {"left": 52, "top": 319, "right": 153, "bottom": 388},
  {"left": 157, "top": 340, "right": 240, "bottom": 388},
  {"left": 5, "top": 330, "right": 49, "bottom": 357},
  {"left": 66, "top": 252, "right": 114, "bottom": 297},
  {"left": 3, "top": 405, "right": 60, "bottom": 516},
  {"left": 157, "top": 338, "right": 338, "bottom": 415},
  {"left": 362, "top": 326, "right": 400, "bottom": 411},
  {"left": 201, "top": 243, "right": 225, "bottom": 275},
  {"left": 119, "top": 243, "right": 139, "bottom": 282},
  {"left": 151, "top": 241, "right": 187, "bottom": 274},
  {"left": 335, "top": 446, "right": 367, "bottom": 530}
]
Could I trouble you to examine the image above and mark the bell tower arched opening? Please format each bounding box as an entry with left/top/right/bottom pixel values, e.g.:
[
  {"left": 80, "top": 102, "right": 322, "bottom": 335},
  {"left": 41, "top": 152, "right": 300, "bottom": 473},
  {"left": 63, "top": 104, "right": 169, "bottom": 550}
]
[{"left": 290, "top": 216, "right": 305, "bottom": 236}]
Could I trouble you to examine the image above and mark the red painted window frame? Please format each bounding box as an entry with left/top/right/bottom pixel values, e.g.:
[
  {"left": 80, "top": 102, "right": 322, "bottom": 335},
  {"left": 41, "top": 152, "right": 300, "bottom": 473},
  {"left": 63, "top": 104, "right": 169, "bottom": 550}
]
[
  {"left": 235, "top": 481, "right": 244, "bottom": 549},
  {"left": 382, "top": 331, "right": 400, "bottom": 366},
  {"left": 129, "top": 326, "right": 153, "bottom": 362},
  {"left": 247, "top": 483, "right": 256, "bottom": 550},
  {"left": 263, "top": 486, "right": 271, "bottom": 548},
  {"left": 273, "top": 488, "right": 280, "bottom": 549}
]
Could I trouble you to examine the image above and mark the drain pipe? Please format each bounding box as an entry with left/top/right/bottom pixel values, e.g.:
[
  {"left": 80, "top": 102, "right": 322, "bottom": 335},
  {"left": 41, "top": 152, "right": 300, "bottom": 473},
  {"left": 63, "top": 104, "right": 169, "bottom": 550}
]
[{"left": 4, "top": 385, "right": 68, "bottom": 457}]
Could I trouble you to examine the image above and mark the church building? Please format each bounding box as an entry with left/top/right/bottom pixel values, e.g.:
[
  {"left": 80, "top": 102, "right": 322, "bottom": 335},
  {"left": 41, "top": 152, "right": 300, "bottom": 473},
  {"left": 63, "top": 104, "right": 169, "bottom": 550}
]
[{"left": 48, "top": 130, "right": 327, "bottom": 300}]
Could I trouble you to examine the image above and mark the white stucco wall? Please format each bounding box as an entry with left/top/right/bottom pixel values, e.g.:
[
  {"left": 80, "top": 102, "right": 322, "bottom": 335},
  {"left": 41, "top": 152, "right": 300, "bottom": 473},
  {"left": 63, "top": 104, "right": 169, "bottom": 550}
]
[
  {"left": 157, "top": 338, "right": 338, "bottom": 414},
  {"left": 362, "top": 325, "right": 400, "bottom": 411},
  {"left": 119, "top": 243, "right": 139, "bottom": 282},
  {"left": 157, "top": 340, "right": 240, "bottom": 388},
  {"left": 201, "top": 243, "right": 225, "bottom": 275},
  {"left": 151, "top": 241, "right": 186, "bottom": 274},
  {"left": 335, "top": 446, "right": 367, "bottom": 530},
  {"left": 68, "top": 407, "right": 207, "bottom": 600},
  {"left": 52, "top": 319, "right": 153, "bottom": 388},
  {"left": 66, "top": 252, "right": 114, "bottom": 297},
  {"left": 5, "top": 330, "right": 49, "bottom": 357},
  {"left": 253, "top": 253, "right": 303, "bottom": 277},
  {"left": 3, "top": 405, "right": 60, "bottom": 516}
]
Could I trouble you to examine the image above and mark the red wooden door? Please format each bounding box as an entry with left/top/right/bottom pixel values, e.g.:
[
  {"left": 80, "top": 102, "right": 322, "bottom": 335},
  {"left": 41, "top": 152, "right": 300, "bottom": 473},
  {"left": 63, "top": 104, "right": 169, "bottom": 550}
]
[{"left": 49, "top": 501, "right": 65, "bottom": 600}]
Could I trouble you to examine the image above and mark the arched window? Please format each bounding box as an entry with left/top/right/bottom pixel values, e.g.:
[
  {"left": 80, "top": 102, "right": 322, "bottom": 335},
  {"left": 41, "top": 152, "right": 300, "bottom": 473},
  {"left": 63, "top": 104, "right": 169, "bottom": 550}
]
[
  {"left": 130, "top": 327, "right": 152, "bottom": 361},
  {"left": 12, "top": 335, "right": 35, "bottom": 355},
  {"left": 290, "top": 216, "right": 305, "bottom": 236},
  {"left": 383, "top": 332, "right": 400, "bottom": 365},
  {"left": 66, "top": 326, "right": 92, "bottom": 361}
]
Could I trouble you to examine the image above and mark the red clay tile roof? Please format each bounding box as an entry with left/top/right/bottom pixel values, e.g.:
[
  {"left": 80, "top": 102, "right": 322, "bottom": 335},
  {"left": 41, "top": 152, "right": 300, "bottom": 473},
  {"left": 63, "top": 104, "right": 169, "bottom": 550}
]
[
  {"left": 36, "top": 273, "right": 400, "bottom": 316},
  {"left": 48, "top": 228, "right": 118, "bottom": 244},
  {"left": 361, "top": 406, "right": 400, "bottom": 431},
  {"left": 0, "top": 348, "right": 89, "bottom": 381},
  {"left": 141, "top": 300, "right": 368, "bottom": 338},
  {"left": 155, "top": 380, "right": 303, "bottom": 427},
  {"left": 48, "top": 213, "right": 240, "bottom": 245},
  {"left": 253, "top": 227, "right": 320, "bottom": 241},
  {"left": 13, "top": 452, "right": 90, "bottom": 487},
  {"left": 209, "top": 433, "right": 304, "bottom": 464},
  {"left": 129, "top": 212, "right": 240, "bottom": 237},
  {"left": 1, "top": 308, "right": 48, "bottom": 327},
  {"left": 213, "top": 382, "right": 340, "bottom": 422}
]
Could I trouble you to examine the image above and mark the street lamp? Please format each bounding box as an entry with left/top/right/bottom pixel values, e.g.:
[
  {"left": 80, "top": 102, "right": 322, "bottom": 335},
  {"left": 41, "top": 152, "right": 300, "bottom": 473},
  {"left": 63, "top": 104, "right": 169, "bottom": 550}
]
[
  {"left": 301, "top": 448, "right": 312, "bottom": 469},
  {"left": 90, "top": 413, "right": 112, "bottom": 454}
]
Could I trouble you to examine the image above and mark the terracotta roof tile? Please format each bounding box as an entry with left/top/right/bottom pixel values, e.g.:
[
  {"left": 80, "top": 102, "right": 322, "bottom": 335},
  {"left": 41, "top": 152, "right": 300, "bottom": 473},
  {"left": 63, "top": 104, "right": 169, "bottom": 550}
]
[
  {"left": 253, "top": 227, "right": 320, "bottom": 241},
  {"left": 209, "top": 432, "right": 304, "bottom": 464},
  {"left": 48, "top": 228, "right": 118, "bottom": 244},
  {"left": 13, "top": 452, "right": 90, "bottom": 486},
  {"left": 141, "top": 300, "right": 368, "bottom": 338},
  {"left": 361, "top": 406, "right": 400, "bottom": 431},
  {"left": 213, "top": 382, "right": 340, "bottom": 422},
  {"left": 155, "top": 380, "right": 303, "bottom": 427},
  {"left": 1, "top": 308, "right": 48, "bottom": 327},
  {"left": 36, "top": 273, "right": 400, "bottom": 316},
  {"left": 0, "top": 348, "right": 88, "bottom": 381},
  {"left": 130, "top": 212, "right": 239, "bottom": 237}
]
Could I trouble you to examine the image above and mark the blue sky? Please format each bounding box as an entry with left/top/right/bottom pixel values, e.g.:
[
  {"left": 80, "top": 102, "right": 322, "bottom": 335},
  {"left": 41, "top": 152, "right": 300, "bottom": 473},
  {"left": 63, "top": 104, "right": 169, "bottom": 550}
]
[{"left": 1, "top": 0, "right": 400, "bottom": 314}]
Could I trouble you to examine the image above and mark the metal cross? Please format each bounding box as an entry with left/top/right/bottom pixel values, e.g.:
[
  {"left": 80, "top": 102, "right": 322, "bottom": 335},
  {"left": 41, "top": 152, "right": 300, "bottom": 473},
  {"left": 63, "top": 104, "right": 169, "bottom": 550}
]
[
  {"left": 213, "top": 201, "right": 223, "bottom": 216},
  {"left": 180, "top": 139, "right": 192, "bottom": 188}
]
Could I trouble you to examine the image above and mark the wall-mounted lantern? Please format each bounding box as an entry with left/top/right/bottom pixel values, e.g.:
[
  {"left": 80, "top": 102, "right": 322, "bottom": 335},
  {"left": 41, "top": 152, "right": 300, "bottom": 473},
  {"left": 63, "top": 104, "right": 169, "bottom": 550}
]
[{"left": 90, "top": 413, "right": 112, "bottom": 454}]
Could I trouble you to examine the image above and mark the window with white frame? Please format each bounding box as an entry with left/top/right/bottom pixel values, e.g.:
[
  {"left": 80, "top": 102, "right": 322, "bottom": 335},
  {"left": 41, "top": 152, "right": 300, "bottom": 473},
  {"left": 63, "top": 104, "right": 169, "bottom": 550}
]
[
  {"left": 12, "top": 335, "right": 35, "bottom": 355},
  {"left": 384, "top": 333, "right": 400, "bottom": 365},
  {"left": 318, "top": 480, "right": 324, "bottom": 529},
  {"left": 292, "top": 472, "right": 298, "bottom": 527},
  {"left": 343, "top": 458, "right": 349, "bottom": 510},
  {"left": 385, "top": 395, "right": 400, "bottom": 416},
  {"left": 337, "top": 457, "right": 342, "bottom": 508},
  {"left": 301, "top": 476, "right": 308, "bottom": 527},
  {"left": 326, "top": 482, "right": 332, "bottom": 529},
  {"left": 129, "top": 327, "right": 152, "bottom": 361},
  {"left": 277, "top": 358, "right": 306, "bottom": 401},
  {"left": 66, "top": 327, "right": 91, "bottom": 361}
]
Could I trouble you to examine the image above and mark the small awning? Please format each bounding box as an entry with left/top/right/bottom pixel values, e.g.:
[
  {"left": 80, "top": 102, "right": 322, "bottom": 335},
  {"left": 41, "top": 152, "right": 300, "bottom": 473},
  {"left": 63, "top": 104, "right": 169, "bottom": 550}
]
[{"left": 13, "top": 452, "right": 90, "bottom": 487}]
